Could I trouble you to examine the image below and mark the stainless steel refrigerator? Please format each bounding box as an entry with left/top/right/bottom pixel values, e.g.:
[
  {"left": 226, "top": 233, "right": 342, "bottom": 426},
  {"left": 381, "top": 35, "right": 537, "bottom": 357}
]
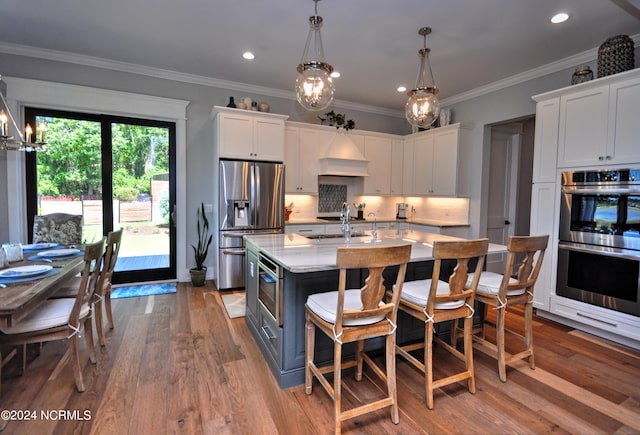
[{"left": 217, "top": 160, "right": 285, "bottom": 289}]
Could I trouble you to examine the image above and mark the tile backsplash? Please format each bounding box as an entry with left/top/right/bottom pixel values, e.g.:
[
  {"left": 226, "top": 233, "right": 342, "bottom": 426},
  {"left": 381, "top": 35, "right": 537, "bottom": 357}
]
[{"left": 318, "top": 184, "right": 347, "bottom": 213}]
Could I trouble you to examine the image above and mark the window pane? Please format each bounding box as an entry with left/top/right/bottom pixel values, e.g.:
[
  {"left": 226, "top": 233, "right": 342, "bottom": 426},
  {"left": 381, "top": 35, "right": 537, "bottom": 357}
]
[{"left": 111, "top": 123, "right": 170, "bottom": 272}]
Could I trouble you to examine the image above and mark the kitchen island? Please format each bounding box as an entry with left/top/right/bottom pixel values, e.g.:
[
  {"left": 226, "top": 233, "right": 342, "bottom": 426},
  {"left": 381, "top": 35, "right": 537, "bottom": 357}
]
[{"left": 244, "top": 229, "right": 506, "bottom": 388}]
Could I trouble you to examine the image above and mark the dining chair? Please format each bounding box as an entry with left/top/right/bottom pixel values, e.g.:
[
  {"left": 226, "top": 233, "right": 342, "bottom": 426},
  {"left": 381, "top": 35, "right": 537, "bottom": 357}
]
[
  {"left": 0, "top": 239, "right": 104, "bottom": 393},
  {"left": 50, "top": 228, "right": 123, "bottom": 346},
  {"left": 394, "top": 238, "right": 488, "bottom": 409},
  {"left": 464, "top": 234, "right": 548, "bottom": 382},
  {"left": 305, "top": 243, "right": 412, "bottom": 435},
  {"left": 32, "top": 213, "right": 83, "bottom": 245}
]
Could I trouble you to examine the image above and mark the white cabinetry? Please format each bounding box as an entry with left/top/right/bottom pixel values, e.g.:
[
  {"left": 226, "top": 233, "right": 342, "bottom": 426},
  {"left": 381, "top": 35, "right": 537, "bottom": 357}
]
[
  {"left": 390, "top": 140, "right": 404, "bottom": 195},
  {"left": 558, "top": 86, "right": 609, "bottom": 167},
  {"left": 529, "top": 182, "right": 558, "bottom": 311},
  {"left": 284, "top": 224, "right": 324, "bottom": 235},
  {"left": 363, "top": 136, "right": 392, "bottom": 194},
  {"left": 285, "top": 127, "right": 321, "bottom": 193},
  {"left": 557, "top": 71, "right": 640, "bottom": 167},
  {"left": 404, "top": 124, "right": 467, "bottom": 196},
  {"left": 532, "top": 97, "right": 559, "bottom": 183},
  {"left": 213, "top": 106, "right": 288, "bottom": 162}
]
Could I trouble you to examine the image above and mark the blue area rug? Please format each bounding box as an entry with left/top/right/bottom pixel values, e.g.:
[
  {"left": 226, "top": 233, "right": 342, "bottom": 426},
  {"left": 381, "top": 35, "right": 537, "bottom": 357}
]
[{"left": 111, "top": 282, "right": 177, "bottom": 299}]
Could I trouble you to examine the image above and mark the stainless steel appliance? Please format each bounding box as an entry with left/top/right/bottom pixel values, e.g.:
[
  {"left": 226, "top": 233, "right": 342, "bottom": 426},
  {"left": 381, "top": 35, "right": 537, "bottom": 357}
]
[
  {"left": 218, "top": 160, "right": 285, "bottom": 289},
  {"left": 557, "top": 168, "right": 640, "bottom": 316},
  {"left": 396, "top": 203, "right": 408, "bottom": 219},
  {"left": 258, "top": 252, "right": 283, "bottom": 325}
]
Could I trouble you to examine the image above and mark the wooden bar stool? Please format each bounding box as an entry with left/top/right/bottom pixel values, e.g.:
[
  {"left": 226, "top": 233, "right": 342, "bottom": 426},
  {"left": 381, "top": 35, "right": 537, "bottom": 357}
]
[
  {"left": 305, "top": 243, "right": 412, "bottom": 435},
  {"left": 393, "top": 238, "right": 488, "bottom": 409},
  {"left": 466, "top": 234, "right": 548, "bottom": 382}
]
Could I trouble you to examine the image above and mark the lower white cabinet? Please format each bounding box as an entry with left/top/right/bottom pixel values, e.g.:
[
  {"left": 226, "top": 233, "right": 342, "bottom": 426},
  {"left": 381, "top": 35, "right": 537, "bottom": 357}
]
[
  {"left": 548, "top": 296, "right": 640, "bottom": 348},
  {"left": 529, "top": 181, "right": 559, "bottom": 311},
  {"left": 284, "top": 224, "right": 324, "bottom": 235}
]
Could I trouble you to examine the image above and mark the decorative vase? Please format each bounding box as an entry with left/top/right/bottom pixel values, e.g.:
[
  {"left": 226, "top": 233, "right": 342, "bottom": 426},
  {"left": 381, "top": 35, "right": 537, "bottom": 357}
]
[
  {"left": 258, "top": 102, "right": 270, "bottom": 112},
  {"left": 190, "top": 267, "right": 207, "bottom": 287},
  {"left": 226, "top": 97, "right": 236, "bottom": 108},
  {"left": 571, "top": 66, "right": 593, "bottom": 85},
  {"left": 357, "top": 210, "right": 364, "bottom": 220},
  {"left": 285, "top": 209, "right": 292, "bottom": 221}
]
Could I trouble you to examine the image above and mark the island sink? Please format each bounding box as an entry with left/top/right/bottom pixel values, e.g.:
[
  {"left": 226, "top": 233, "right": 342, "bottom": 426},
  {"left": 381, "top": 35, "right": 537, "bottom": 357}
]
[{"left": 304, "top": 232, "right": 367, "bottom": 240}]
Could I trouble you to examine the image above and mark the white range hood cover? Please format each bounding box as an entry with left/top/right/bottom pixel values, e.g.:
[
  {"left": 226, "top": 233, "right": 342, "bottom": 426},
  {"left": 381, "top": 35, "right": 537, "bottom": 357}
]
[{"left": 318, "top": 132, "right": 369, "bottom": 177}]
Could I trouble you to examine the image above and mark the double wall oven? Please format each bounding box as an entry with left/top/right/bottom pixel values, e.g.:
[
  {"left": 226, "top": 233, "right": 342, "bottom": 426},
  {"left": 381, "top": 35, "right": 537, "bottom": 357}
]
[{"left": 558, "top": 168, "right": 640, "bottom": 317}]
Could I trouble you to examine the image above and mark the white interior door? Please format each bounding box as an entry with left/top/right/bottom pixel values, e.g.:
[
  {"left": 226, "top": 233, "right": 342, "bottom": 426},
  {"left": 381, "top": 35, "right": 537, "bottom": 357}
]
[{"left": 486, "top": 129, "right": 519, "bottom": 273}]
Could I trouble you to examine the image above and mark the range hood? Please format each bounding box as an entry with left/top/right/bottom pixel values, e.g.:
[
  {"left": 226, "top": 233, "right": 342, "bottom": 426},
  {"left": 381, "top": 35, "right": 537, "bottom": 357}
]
[{"left": 318, "top": 132, "right": 369, "bottom": 177}]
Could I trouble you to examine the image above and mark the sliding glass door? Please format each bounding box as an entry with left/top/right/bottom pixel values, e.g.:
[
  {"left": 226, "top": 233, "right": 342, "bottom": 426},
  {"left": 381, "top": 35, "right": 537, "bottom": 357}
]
[{"left": 24, "top": 108, "right": 176, "bottom": 284}]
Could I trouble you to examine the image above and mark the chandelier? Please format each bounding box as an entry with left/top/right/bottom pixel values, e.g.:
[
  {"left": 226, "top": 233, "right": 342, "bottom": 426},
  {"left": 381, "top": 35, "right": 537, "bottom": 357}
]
[
  {"left": 405, "top": 27, "right": 440, "bottom": 128},
  {"left": 295, "top": 0, "right": 335, "bottom": 111},
  {"left": 0, "top": 75, "right": 46, "bottom": 151}
]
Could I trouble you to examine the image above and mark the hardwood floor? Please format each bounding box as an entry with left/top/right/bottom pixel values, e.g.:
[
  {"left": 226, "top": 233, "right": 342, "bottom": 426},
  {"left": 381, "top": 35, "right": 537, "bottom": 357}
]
[{"left": 1, "top": 282, "right": 639, "bottom": 434}]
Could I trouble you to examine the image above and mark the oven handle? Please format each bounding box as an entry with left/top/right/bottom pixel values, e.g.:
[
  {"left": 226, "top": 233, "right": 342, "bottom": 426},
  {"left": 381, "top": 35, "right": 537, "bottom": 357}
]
[
  {"left": 221, "top": 248, "right": 246, "bottom": 256},
  {"left": 558, "top": 243, "right": 640, "bottom": 261},
  {"left": 562, "top": 187, "right": 640, "bottom": 195}
]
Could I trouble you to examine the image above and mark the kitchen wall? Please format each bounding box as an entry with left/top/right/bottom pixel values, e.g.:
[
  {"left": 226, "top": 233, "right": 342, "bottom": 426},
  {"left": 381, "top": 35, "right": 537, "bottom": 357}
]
[{"left": 286, "top": 191, "right": 469, "bottom": 223}]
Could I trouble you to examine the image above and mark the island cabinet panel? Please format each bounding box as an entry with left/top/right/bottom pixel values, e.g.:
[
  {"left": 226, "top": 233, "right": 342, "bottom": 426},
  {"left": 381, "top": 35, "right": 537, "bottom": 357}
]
[
  {"left": 245, "top": 249, "right": 259, "bottom": 324},
  {"left": 247, "top": 255, "right": 483, "bottom": 388}
]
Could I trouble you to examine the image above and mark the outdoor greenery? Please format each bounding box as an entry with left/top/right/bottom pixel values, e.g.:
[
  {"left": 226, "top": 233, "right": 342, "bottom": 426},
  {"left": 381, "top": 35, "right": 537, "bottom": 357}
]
[{"left": 36, "top": 117, "right": 169, "bottom": 199}]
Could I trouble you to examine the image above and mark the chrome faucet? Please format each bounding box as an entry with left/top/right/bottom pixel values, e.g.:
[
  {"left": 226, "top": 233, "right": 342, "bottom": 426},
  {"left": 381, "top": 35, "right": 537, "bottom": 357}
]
[
  {"left": 368, "top": 212, "right": 377, "bottom": 241},
  {"left": 341, "top": 202, "right": 351, "bottom": 243}
]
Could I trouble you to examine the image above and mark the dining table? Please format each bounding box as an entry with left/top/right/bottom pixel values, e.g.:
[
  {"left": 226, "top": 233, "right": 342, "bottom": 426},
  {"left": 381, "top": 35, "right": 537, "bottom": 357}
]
[{"left": 0, "top": 247, "right": 85, "bottom": 329}]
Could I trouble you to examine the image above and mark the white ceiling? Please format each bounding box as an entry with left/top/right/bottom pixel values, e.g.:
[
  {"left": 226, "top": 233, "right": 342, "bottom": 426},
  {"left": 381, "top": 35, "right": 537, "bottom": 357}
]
[{"left": 0, "top": 0, "right": 639, "bottom": 113}]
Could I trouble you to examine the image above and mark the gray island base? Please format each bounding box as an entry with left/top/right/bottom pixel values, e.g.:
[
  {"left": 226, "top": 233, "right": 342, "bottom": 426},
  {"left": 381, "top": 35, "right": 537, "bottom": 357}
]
[{"left": 244, "top": 229, "right": 506, "bottom": 388}]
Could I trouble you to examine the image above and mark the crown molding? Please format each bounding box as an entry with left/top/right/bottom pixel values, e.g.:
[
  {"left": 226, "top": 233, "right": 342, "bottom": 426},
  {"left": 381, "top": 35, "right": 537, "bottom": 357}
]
[
  {"left": 2, "top": 34, "right": 639, "bottom": 118},
  {"left": 441, "top": 33, "right": 640, "bottom": 107}
]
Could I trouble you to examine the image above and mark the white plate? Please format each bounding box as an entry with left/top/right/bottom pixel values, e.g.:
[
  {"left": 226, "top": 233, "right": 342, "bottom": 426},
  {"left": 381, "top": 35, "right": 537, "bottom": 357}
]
[
  {"left": 37, "top": 248, "right": 81, "bottom": 258},
  {"left": 22, "top": 242, "right": 59, "bottom": 250},
  {"left": 0, "top": 265, "right": 53, "bottom": 278}
]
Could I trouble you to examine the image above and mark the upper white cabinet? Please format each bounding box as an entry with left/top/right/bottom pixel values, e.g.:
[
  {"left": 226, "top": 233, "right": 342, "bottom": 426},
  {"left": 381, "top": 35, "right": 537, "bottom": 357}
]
[
  {"left": 404, "top": 124, "right": 468, "bottom": 196},
  {"left": 285, "top": 126, "right": 322, "bottom": 194},
  {"left": 213, "top": 106, "right": 288, "bottom": 162},
  {"left": 532, "top": 97, "right": 560, "bottom": 183},
  {"left": 390, "top": 139, "right": 404, "bottom": 195},
  {"left": 558, "top": 86, "right": 610, "bottom": 167},
  {"left": 555, "top": 70, "right": 640, "bottom": 167},
  {"left": 363, "top": 136, "right": 392, "bottom": 195},
  {"left": 607, "top": 76, "right": 640, "bottom": 164}
]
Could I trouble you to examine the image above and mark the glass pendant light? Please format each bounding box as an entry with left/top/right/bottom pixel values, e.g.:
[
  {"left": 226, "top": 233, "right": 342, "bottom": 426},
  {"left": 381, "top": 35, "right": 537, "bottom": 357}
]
[
  {"left": 405, "top": 27, "right": 440, "bottom": 128},
  {"left": 295, "top": 0, "right": 335, "bottom": 111}
]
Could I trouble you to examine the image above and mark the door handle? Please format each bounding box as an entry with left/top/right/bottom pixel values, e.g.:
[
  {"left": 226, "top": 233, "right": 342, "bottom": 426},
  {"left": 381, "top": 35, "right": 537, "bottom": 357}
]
[
  {"left": 222, "top": 248, "right": 246, "bottom": 256},
  {"left": 504, "top": 220, "right": 511, "bottom": 225},
  {"left": 171, "top": 205, "right": 177, "bottom": 228}
]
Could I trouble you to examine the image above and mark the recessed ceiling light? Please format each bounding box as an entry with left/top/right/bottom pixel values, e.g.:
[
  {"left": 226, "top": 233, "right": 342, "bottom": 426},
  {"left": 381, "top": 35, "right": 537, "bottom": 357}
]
[
  {"left": 397, "top": 86, "right": 407, "bottom": 93},
  {"left": 550, "top": 12, "right": 570, "bottom": 24},
  {"left": 242, "top": 51, "right": 255, "bottom": 60},
  {"left": 330, "top": 71, "right": 341, "bottom": 78}
]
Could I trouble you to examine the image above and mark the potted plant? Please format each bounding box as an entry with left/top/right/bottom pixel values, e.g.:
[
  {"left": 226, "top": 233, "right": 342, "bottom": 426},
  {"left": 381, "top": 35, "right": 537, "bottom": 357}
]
[{"left": 190, "top": 202, "right": 213, "bottom": 287}]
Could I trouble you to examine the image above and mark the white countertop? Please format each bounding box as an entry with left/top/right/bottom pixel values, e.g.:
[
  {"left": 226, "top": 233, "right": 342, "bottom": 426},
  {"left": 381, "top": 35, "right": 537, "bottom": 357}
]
[
  {"left": 285, "top": 217, "right": 469, "bottom": 227},
  {"left": 245, "top": 229, "right": 505, "bottom": 273}
]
